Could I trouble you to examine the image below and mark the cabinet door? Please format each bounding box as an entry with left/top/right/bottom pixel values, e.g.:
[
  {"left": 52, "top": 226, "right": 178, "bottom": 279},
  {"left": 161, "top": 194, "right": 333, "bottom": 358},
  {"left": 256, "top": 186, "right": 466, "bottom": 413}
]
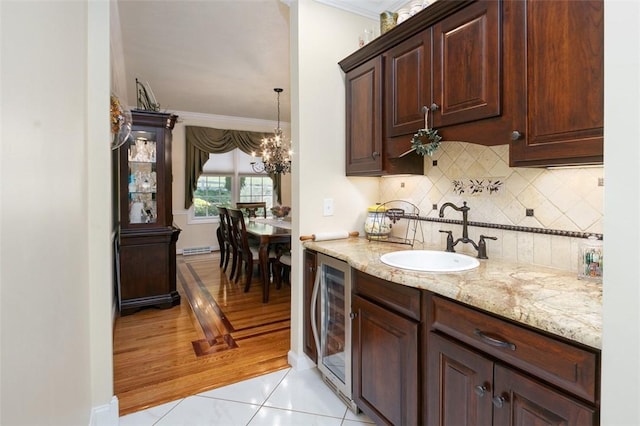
[
  {"left": 432, "top": 0, "right": 501, "bottom": 128},
  {"left": 427, "top": 333, "right": 493, "bottom": 426},
  {"left": 384, "top": 31, "right": 432, "bottom": 137},
  {"left": 303, "top": 250, "right": 318, "bottom": 363},
  {"left": 119, "top": 111, "right": 177, "bottom": 230},
  {"left": 510, "top": 0, "right": 604, "bottom": 166},
  {"left": 346, "top": 57, "right": 383, "bottom": 176},
  {"left": 352, "top": 295, "right": 419, "bottom": 426},
  {"left": 493, "top": 364, "right": 598, "bottom": 426}
]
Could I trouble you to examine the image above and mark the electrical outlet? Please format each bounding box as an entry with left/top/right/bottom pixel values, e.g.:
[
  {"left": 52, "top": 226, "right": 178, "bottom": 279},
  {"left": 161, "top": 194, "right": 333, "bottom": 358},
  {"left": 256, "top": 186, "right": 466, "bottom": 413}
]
[
  {"left": 432, "top": 204, "right": 438, "bottom": 210},
  {"left": 323, "top": 198, "right": 334, "bottom": 216},
  {"left": 598, "top": 177, "right": 604, "bottom": 187},
  {"left": 400, "top": 182, "right": 405, "bottom": 188},
  {"left": 526, "top": 208, "right": 534, "bottom": 217}
]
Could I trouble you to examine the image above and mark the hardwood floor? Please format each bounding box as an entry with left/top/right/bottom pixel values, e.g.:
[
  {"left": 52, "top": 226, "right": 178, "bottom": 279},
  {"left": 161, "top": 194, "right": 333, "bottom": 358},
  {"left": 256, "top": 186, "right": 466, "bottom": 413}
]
[{"left": 113, "top": 252, "right": 291, "bottom": 416}]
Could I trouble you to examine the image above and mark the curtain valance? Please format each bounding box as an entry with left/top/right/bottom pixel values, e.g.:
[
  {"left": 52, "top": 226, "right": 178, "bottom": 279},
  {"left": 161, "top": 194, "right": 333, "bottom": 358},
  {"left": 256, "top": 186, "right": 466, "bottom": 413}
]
[{"left": 184, "top": 126, "right": 273, "bottom": 209}]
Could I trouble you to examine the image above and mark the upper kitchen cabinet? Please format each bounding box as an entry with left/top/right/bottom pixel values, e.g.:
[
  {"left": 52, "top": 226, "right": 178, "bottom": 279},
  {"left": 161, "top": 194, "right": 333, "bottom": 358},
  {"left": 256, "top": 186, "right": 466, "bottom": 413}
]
[
  {"left": 432, "top": 0, "right": 501, "bottom": 128},
  {"left": 384, "top": 30, "right": 432, "bottom": 138},
  {"left": 345, "top": 55, "right": 424, "bottom": 176},
  {"left": 345, "top": 57, "right": 383, "bottom": 175},
  {"left": 340, "top": 0, "right": 603, "bottom": 171},
  {"left": 509, "top": 0, "right": 604, "bottom": 167}
]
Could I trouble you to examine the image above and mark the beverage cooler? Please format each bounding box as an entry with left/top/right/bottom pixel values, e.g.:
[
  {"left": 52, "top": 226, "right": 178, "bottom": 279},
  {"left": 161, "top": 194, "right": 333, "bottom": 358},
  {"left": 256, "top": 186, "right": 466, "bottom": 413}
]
[{"left": 311, "top": 253, "right": 357, "bottom": 412}]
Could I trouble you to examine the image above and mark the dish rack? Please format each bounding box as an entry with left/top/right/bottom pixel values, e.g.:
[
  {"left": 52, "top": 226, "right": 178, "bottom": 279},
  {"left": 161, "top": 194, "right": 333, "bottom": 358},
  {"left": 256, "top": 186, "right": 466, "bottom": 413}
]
[{"left": 365, "top": 200, "right": 421, "bottom": 247}]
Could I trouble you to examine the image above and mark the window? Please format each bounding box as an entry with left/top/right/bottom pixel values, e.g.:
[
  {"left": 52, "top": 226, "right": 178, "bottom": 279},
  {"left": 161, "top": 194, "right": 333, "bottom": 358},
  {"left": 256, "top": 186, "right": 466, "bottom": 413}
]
[
  {"left": 193, "top": 175, "right": 232, "bottom": 218},
  {"left": 190, "top": 149, "right": 273, "bottom": 222}
]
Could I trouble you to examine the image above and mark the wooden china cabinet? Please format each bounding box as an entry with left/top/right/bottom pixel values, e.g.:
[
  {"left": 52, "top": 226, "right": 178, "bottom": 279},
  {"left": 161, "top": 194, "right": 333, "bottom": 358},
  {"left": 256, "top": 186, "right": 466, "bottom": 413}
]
[{"left": 117, "top": 110, "right": 181, "bottom": 315}]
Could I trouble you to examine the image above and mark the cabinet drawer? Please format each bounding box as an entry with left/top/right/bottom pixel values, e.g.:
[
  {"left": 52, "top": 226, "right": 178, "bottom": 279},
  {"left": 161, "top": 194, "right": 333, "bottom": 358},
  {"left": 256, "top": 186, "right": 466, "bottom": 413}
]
[
  {"left": 429, "top": 295, "right": 599, "bottom": 403},
  {"left": 353, "top": 270, "right": 421, "bottom": 321}
]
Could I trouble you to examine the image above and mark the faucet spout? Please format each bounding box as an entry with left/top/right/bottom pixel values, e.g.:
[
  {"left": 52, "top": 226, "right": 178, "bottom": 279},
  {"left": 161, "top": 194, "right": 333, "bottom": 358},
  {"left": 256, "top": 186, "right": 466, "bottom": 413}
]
[{"left": 439, "top": 201, "right": 470, "bottom": 239}]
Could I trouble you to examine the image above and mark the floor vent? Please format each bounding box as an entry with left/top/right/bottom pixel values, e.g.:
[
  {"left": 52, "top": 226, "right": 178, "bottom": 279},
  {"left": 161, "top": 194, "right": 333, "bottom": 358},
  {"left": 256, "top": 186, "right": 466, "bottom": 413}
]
[{"left": 183, "top": 246, "right": 213, "bottom": 256}]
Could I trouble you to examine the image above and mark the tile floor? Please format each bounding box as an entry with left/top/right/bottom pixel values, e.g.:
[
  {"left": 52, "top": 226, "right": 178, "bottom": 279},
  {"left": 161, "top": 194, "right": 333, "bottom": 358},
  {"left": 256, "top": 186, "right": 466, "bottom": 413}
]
[{"left": 119, "top": 367, "right": 375, "bottom": 426}]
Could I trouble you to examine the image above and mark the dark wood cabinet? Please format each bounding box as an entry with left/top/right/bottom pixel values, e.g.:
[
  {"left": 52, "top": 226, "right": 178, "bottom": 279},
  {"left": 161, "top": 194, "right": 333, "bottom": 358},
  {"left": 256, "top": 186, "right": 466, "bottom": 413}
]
[
  {"left": 384, "top": 31, "right": 432, "bottom": 138},
  {"left": 426, "top": 294, "right": 600, "bottom": 426},
  {"left": 352, "top": 270, "right": 421, "bottom": 425},
  {"left": 345, "top": 57, "right": 384, "bottom": 176},
  {"left": 509, "top": 0, "right": 604, "bottom": 167},
  {"left": 303, "top": 249, "right": 318, "bottom": 363},
  {"left": 432, "top": 0, "right": 501, "bottom": 128},
  {"left": 427, "top": 332, "right": 495, "bottom": 426},
  {"left": 300, "top": 255, "right": 601, "bottom": 425},
  {"left": 427, "top": 332, "right": 597, "bottom": 426},
  {"left": 117, "top": 110, "right": 181, "bottom": 315},
  {"left": 493, "top": 364, "right": 597, "bottom": 426},
  {"left": 340, "top": 0, "right": 603, "bottom": 169},
  {"left": 345, "top": 53, "right": 424, "bottom": 176}
]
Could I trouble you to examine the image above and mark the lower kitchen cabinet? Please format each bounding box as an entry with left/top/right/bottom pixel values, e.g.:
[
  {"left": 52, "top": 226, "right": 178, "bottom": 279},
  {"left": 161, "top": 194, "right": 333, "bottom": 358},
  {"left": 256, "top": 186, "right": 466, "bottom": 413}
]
[
  {"left": 426, "top": 294, "right": 600, "bottom": 426},
  {"left": 301, "top": 258, "right": 601, "bottom": 426},
  {"left": 352, "top": 270, "right": 422, "bottom": 426},
  {"left": 352, "top": 295, "right": 419, "bottom": 426},
  {"left": 427, "top": 332, "right": 597, "bottom": 426}
]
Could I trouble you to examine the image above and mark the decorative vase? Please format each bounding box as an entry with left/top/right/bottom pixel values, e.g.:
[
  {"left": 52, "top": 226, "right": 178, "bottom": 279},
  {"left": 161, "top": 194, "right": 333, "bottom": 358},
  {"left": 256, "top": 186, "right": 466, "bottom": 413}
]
[{"left": 380, "top": 11, "right": 398, "bottom": 34}]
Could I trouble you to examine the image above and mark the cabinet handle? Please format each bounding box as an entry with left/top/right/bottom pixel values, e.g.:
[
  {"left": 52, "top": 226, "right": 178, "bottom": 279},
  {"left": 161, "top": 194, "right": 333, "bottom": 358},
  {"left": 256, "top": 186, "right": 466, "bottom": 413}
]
[
  {"left": 473, "top": 329, "right": 516, "bottom": 351},
  {"left": 492, "top": 395, "right": 506, "bottom": 408},
  {"left": 349, "top": 312, "right": 357, "bottom": 319},
  {"left": 510, "top": 130, "right": 522, "bottom": 141},
  {"left": 430, "top": 103, "right": 440, "bottom": 112},
  {"left": 372, "top": 151, "right": 380, "bottom": 159},
  {"left": 474, "top": 385, "right": 488, "bottom": 397}
]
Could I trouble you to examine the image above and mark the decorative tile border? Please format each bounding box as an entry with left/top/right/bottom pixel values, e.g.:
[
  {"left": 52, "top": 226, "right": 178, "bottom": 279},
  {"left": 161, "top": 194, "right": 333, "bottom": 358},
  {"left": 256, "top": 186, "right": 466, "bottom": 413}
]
[
  {"left": 452, "top": 179, "right": 503, "bottom": 195},
  {"left": 418, "top": 216, "right": 603, "bottom": 239}
]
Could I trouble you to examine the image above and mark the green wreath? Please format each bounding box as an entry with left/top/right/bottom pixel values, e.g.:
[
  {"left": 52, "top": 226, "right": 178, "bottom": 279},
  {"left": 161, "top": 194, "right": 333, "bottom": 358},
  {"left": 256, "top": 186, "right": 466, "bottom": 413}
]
[{"left": 411, "top": 128, "right": 442, "bottom": 157}]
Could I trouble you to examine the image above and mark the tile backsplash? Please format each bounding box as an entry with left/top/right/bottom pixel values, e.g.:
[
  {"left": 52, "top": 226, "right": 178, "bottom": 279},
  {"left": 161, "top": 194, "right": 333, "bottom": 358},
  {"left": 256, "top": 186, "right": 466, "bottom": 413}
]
[{"left": 379, "top": 142, "right": 603, "bottom": 272}]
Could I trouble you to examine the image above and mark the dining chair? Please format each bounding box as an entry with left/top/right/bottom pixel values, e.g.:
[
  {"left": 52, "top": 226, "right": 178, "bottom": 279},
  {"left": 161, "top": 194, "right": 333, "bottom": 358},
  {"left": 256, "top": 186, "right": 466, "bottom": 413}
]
[
  {"left": 227, "top": 208, "right": 275, "bottom": 292},
  {"left": 236, "top": 202, "right": 267, "bottom": 219},
  {"left": 217, "top": 206, "right": 235, "bottom": 273},
  {"left": 273, "top": 244, "right": 291, "bottom": 289}
]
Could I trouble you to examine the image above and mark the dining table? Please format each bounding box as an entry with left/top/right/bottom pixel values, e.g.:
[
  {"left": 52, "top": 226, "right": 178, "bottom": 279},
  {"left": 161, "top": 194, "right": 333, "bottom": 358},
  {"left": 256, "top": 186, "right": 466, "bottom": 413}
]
[{"left": 245, "top": 218, "right": 292, "bottom": 303}]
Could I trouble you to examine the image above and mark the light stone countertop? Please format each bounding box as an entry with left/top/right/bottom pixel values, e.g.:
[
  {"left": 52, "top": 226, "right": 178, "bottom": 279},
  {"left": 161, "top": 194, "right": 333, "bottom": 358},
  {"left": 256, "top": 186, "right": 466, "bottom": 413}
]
[{"left": 303, "top": 237, "right": 602, "bottom": 350}]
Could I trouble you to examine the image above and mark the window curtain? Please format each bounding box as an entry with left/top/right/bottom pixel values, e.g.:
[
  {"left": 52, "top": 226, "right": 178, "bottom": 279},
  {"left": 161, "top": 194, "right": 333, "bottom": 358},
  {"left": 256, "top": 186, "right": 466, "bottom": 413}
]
[{"left": 184, "top": 125, "right": 282, "bottom": 209}]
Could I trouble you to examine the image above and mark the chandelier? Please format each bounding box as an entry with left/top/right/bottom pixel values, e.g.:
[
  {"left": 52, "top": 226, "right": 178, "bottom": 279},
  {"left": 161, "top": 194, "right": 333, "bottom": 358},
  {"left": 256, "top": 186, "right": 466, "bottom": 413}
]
[{"left": 251, "top": 88, "right": 292, "bottom": 174}]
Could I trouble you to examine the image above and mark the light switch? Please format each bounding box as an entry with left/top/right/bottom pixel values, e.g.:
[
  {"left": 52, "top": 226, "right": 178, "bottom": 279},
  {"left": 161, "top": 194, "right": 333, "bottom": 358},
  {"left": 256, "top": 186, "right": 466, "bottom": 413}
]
[{"left": 323, "top": 198, "right": 334, "bottom": 216}]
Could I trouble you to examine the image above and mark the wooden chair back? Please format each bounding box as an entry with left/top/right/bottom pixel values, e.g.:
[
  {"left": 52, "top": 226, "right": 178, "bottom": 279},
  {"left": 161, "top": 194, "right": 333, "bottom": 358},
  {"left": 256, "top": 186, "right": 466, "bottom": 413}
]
[{"left": 227, "top": 208, "right": 259, "bottom": 291}]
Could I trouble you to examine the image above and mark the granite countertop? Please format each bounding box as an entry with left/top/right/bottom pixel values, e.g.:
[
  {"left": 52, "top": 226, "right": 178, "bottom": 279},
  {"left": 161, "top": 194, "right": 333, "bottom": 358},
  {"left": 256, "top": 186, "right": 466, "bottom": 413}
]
[{"left": 303, "top": 237, "right": 602, "bottom": 350}]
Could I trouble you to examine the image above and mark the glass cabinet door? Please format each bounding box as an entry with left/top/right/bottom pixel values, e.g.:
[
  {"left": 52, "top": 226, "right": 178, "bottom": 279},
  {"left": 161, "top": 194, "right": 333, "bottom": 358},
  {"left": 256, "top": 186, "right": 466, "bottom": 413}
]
[
  {"left": 126, "top": 130, "right": 158, "bottom": 225},
  {"left": 320, "top": 263, "right": 347, "bottom": 385}
]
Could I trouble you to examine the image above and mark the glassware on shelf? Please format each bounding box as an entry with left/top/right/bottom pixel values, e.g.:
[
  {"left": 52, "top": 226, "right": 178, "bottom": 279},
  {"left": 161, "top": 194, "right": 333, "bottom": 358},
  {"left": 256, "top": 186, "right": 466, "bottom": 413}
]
[{"left": 578, "top": 235, "right": 603, "bottom": 282}]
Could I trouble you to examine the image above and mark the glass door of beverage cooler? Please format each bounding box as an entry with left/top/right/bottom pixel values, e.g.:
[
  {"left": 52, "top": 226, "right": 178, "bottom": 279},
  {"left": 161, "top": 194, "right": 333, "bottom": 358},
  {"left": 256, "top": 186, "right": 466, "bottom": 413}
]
[{"left": 311, "top": 253, "right": 353, "bottom": 403}]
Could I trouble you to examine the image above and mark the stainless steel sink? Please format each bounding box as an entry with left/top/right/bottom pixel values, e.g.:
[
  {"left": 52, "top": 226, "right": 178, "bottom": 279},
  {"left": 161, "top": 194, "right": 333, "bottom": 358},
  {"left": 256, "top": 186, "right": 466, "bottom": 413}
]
[{"left": 379, "top": 250, "right": 480, "bottom": 272}]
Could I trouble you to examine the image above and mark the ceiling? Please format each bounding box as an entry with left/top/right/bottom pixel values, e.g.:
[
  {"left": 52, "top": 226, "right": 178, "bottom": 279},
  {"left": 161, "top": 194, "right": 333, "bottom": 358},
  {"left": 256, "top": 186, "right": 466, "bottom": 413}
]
[{"left": 116, "top": 0, "right": 406, "bottom": 123}]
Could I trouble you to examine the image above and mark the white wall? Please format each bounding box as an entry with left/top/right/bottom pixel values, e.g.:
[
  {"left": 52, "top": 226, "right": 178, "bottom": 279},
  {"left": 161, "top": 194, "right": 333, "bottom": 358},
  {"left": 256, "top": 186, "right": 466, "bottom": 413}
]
[
  {"left": 289, "top": 0, "right": 380, "bottom": 364},
  {"left": 601, "top": 0, "right": 640, "bottom": 424},
  {"left": 0, "top": 1, "right": 114, "bottom": 424}
]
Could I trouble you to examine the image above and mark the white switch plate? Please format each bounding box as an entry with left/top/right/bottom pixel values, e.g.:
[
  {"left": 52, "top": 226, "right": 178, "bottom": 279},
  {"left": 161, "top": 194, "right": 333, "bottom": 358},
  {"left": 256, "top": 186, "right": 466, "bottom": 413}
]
[{"left": 323, "top": 198, "right": 334, "bottom": 216}]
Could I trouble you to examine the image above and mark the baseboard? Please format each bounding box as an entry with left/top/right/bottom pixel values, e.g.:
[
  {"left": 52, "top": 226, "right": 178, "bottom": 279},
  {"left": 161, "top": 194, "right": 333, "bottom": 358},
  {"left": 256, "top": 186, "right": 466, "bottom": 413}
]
[
  {"left": 287, "top": 350, "right": 316, "bottom": 371},
  {"left": 89, "top": 395, "right": 119, "bottom": 426}
]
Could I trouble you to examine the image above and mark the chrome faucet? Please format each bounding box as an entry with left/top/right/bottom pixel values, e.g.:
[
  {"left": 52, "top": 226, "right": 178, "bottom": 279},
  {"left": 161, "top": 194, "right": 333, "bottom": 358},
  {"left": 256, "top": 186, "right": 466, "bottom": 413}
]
[{"left": 438, "top": 202, "right": 496, "bottom": 259}]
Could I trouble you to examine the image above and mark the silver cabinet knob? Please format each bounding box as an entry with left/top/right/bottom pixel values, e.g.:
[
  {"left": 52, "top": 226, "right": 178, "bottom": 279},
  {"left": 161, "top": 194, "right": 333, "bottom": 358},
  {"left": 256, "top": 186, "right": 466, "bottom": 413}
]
[
  {"left": 492, "top": 395, "right": 506, "bottom": 408},
  {"left": 372, "top": 151, "right": 380, "bottom": 159},
  {"left": 511, "top": 130, "right": 522, "bottom": 141},
  {"left": 474, "top": 385, "right": 488, "bottom": 397},
  {"left": 430, "top": 103, "right": 440, "bottom": 111}
]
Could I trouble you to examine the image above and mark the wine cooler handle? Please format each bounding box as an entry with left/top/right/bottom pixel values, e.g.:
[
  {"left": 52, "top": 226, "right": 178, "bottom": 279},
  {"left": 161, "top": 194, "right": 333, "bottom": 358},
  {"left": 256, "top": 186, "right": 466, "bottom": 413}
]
[{"left": 310, "top": 265, "right": 322, "bottom": 360}]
